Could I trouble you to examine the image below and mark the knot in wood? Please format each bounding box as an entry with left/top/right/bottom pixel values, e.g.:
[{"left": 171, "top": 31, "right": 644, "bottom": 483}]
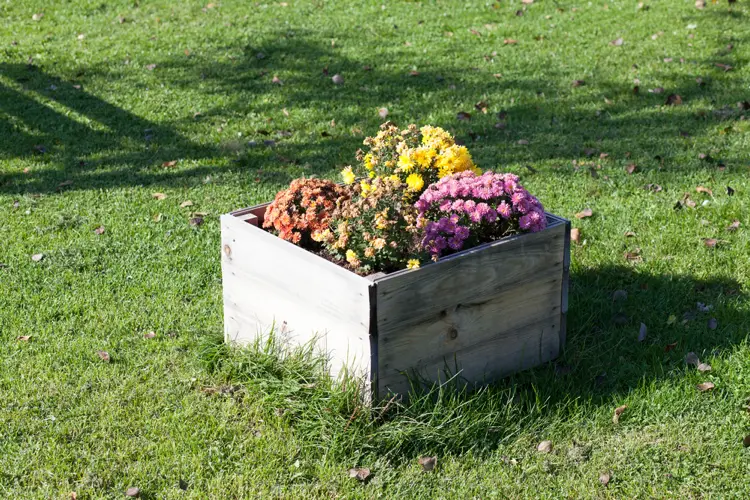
[{"left": 448, "top": 327, "right": 459, "bottom": 340}]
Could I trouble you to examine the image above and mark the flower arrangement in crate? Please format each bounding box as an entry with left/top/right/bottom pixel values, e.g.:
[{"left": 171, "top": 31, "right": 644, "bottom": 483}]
[{"left": 263, "top": 122, "right": 547, "bottom": 275}]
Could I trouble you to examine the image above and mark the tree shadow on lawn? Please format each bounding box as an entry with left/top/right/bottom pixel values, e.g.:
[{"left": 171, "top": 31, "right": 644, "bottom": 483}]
[
  {"left": 204, "top": 263, "right": 748, "bottom": 461},
  {"left": 1, "top": 28, "right": 748, "bottom": 195}
]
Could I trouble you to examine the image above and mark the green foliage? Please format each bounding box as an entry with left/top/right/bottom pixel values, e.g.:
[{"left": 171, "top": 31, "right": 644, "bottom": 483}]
[{"left": 1, "top": 0, "right": 750, "bottom": 497}]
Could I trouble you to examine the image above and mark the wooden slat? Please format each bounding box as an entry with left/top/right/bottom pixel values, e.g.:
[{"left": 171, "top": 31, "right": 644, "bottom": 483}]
[
  {"left": 375, "top": 221, "right": 567, "bottom": 396},
  {"left": 221, "top": 213, "right": 373, "bottom": 380}
]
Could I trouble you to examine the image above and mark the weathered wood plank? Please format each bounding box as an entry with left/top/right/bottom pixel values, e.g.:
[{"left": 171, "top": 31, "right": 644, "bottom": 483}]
[
  {"left": 221, "top": 213, "right": 373, "bottom": 380},
  {"left": 375, "top": 220, "right": 566, "bottom": 396}
]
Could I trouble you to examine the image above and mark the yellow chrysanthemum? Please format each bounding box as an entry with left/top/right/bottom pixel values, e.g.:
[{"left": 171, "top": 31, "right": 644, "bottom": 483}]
[
  {"left": 406, "top": 173, "right": 425, "bottom": 192},
  {"left": 412, "top": 146, "right": 436, "bottom": 169},
  {"left": 407, "top": 259, "right": 420, "bottom": 269},
  {"left": 388, "top": 174, "right": 401, "bottom": 184},
  {"left": 435, "top": 145, "right": 475, "bottom": 178},
  {"left": 397, "top": 154, "right": 415, "bottom": 172},
  {"left": 360, "top": 180, "right": 373, "bottom": 197},
  {"left": 364, "top": 153, "right": 374, "bottom": 171},
  {"left": 341, "top": 166, "right": 356, "bottom": 185},
  {"left": 368, "top": 171, "right": 376, "bottom": 179},
  {"left": 420, "top": 125, "right": 455, "bottom": 150},
  {"left": 345, "top": 249, "right": 360, "bottom": 267}
]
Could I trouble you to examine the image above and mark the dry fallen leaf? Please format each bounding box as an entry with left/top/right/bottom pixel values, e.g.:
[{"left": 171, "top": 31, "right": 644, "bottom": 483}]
[
  {"left": 17, "top": 335, "right": 32, "bottom": 341},
  {"left": 665, "top": 94, "right": 683, "bottom": 106},
  {"left": 613, "top": 405, "right": 627, "bottom": 424},
  {"left": 685, "top": 352, "right": 700, "bottom": 366},
  {"left": 348, "top": 467, "right": 372, "bottom": 482},
  {"left": 70, "top": 492, "right": 77, "bottom": 500},
  {"left": 152, "top": 193, "right": 167, "bottom": 200},
  {"left": 638, "top": 323, "right": 647, "bottom": 342},
  {"left": 624, "top": 231, "right": 637, "bottom": 237},
  {"left": 189, "top": 217, "right": 204, "bottom": 227},
  {"left": 31, "top": 253, "right": 45, "bottom": 262},
  {"left": 97, "top": 350, "right": 111, "bottom": 362},
  {"left": 180, "top": 200, "right": 194, "bottom": 208},
  {"left": 517, "top": 139, "right": 529, "bottom": 145},
  {"left": 474, "top": 101, "right": 489, "bottom": 113},
  {"left": 272, "top": 75, "right": 283, "bottom": 85},
  {"left": 144, "top": 331, "right": 156, "bottom": 339},
  {"left": 153, "top": 213, "right": 163, "bottom": 223},
  {"left": 94, "top": 226, "right": 105, "bottom": 235},
  {"left": 32, "top": 13, "right": 44, "bottom": 21},
  {"left": 726, "top": 220, "right": 740, "bottom": 232},
  {"left": 125, "top": 487, "right": 140, "bottom": 498},
  {"left": 537, "top": 440, "right": 553, "bottom": 453},
  {"left": 696, "top": 186, "right": 713, "bottom": 196},
  {"left": 575, "top": 208, "right": 593, "bottom": 219},
  {"left": 626, "top": 164, "right": 637, "bottom": 174},
  {"left": 703, "top": 238, "right": 718, "bottom": 248},
  {"left": 695, "top": 0, "right": 706, "bottom": 9},
  {"left": 664, "top": 341, "right": 678, "bottom": 353},
  {"left": 504, "top": 39, "right": 518, "bottom": 45},
  {"left": 332, "top": 74, "right": 344, "bottom": 85},
  {"left": 522, "top": 0, "right": 534, "bottom": 4},
  {"left": 599, "top": 472, "right": 611, "bottom": 486},
  {"left": 697, "top": 381, "right": 715, "bottom": 392},
  {"left": 162, "top": 160, "right": 178, "bottom": 168},
  {"left": 457, "top": 111, "right": 472, "bottom": 121},
  {"left": 418, "top": 456, "right": 437, "bottom": 471},
  {"left": 378, "top": 107, "right": 389, "bottom": 119},
  {"left": 697, "top": 363, "right": 712, "bottom": 373},
  {"left": 610, "top": 37, "right": 624, "bottom": 46},
  {"left": 572, "top": 80, "right": 585, "bottom": 87},
  {"left": 714, "top": 63, "right": 733, "bottom": 72},
  {"left": 624, "top": 248, "right": 642, "bottom": 262},
  {"left": 570, "top": 228, "right": 581, "bottom": 244},
  {"left": 145, "top": 63, "right": 157, "bottom": 71}
]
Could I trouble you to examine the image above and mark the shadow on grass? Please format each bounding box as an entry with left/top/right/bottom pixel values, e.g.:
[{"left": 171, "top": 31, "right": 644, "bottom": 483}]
[
  {"left": 200, "top": 264, "right": 748, "bottom": 461},
  {"left": 1, "top": 27, "right": 748, "bottom": 194}
]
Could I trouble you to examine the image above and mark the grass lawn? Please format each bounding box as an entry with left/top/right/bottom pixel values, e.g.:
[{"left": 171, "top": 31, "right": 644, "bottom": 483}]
[{"left": 2, "top": 0, "right": 750, "bottom": 497}]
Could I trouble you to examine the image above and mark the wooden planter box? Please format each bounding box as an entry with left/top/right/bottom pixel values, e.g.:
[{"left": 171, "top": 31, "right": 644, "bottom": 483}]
[{"left": 221, "top": 203, "right": 570, "bottom": 400}]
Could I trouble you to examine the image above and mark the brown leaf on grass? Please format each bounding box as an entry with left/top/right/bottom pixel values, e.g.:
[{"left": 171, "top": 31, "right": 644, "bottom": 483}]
[
  {"left": 144, "top": 331, "right": 156, "bottom": 339},
  {"left": 522, "top": 0, "right": 534, "bottom": 4},
  {"left": 664, "top": 341, "right": 678, "bottom": 353},
  {"left": 153, "top": 213, "right": 163, "bottom": 223},
  {"left": 272, "top": 75, "right": 283, "bottom": 85},
  {"left": 152, "top": 193, "right": 167, "bottom": 200},
  {"left": 17, "top": 335, "right": 32, "bottom": 341},
  {"left": 517, "top": 139, "right": 529, "bottom": 145},
  {"left": 474, "top": 101, "right": 489, "bottom": 113},
  {"left": 570, "top": 228, "right": 581, "bottom": 244},
  {"left": 503, "top": 38, "right": 518, "bottom": 45},
  {"left": 695, "top": 0, "right": 706, "bottom": 9},
  {"left": 31, "top": 253, "right": 45, "bottom": 262},
  {"left": 162, "top": 160, "right": 178, "bottom": 167},
  {"left": 125, "top": 487, "right": 141, "bottom": 498},
  {"left": 650, "top": 87, "right": 665, "bottom": 94},
  {"left": 697, "top": 381, "right": 715, "bottom": 392},
  {"left": 707, "top": 318, "right": 718, "bottom": 330},
  {"left": 70, "top": 492, "right": 77, "bottom": 500},
  {"left": 600, "top": 152, "right": 609, "bottom": 159},
  {"left": 537, "top": 440, "right": 553, "bottom": 453},
  {"left": 94, "top": 226, "right": 105, "bottom": 235},
  {"left": 418, "top": 456, "right": 437, "bottom": 471},
  {"left": 469, "top": 29, "right": 481, "bottom": 36},
  {"left": 697, "top": 363, "right": 712, "bottom": 372},
  {"left": 332, "top": 74, "right": 344, "bottom": 85},
  {"left": 32, "top": 13, "right": 44, "bottom": 21},
  {"left": 727, "top": 220, "right": 740, "bottom": 232},
  {"left": 703, "top": 238, "right": 718, "bottom": 248},
  {"left": 685, "top": 352, "right": 700, "bottom": 366},
  {"left": 180, "top": 200, "right": 194, "bottom": 208},
  {"left": 714, "top": 63, "right": 733, "bottom": 72},
  {"left": 189, "top": 217, "right": 204, "bottom": 227},
  {"left": 638, "top": 323, "right": 647, "bottom": 342},
  {"left": 348, "top": 467, "right": 372, "bottom": 482},
  {"left": 624, "top": 249, "right": 642, "bottom": 262},
  {"left": 575, "top": 208, "right": 593, "bottom": 219},
  {"left": 665, "top": 94, "right": 683, "bottom": 106},
  {"left": 610, "top": 37, "right": 624, "bottom": 46},
  {"left": 409, "top": 70, "right": 420, "bottom": 77},
  {"left": 378, "top": 107, "right": 389, "bottom": 119},
  {"left": 599, "top": 472, "right": 611, "bottom": 486},
  {"left": 97, "top": 350, "right": 111, "bottom": 362},
  {"left": 145, "top": 64, "right": 157, "bottom": 71},
  {"left": 626, "top": 163, "right": 637, "bottom": 174},
  {"left": 696, "top": 186, "right": 713, "bottom": 196},
  {"left": 613, "top": 405, "right": 627, "bottom": 424},
  {"left": 457, "top": 111, "right": 472, "bottom": 121},
  {"left": 572, "top": 80, "right": 585, "bottom": 87},
  {"left": 493, "top": 73, "right": 503, "bottom": 78},
  {"left": 624, "top": 231, "right": 636, "bottom": 237}
]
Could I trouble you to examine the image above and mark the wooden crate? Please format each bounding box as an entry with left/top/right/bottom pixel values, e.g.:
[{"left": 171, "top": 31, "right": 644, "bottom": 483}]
[{"left": 221, "top": 203, "right": 570, "bottom": 399}]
